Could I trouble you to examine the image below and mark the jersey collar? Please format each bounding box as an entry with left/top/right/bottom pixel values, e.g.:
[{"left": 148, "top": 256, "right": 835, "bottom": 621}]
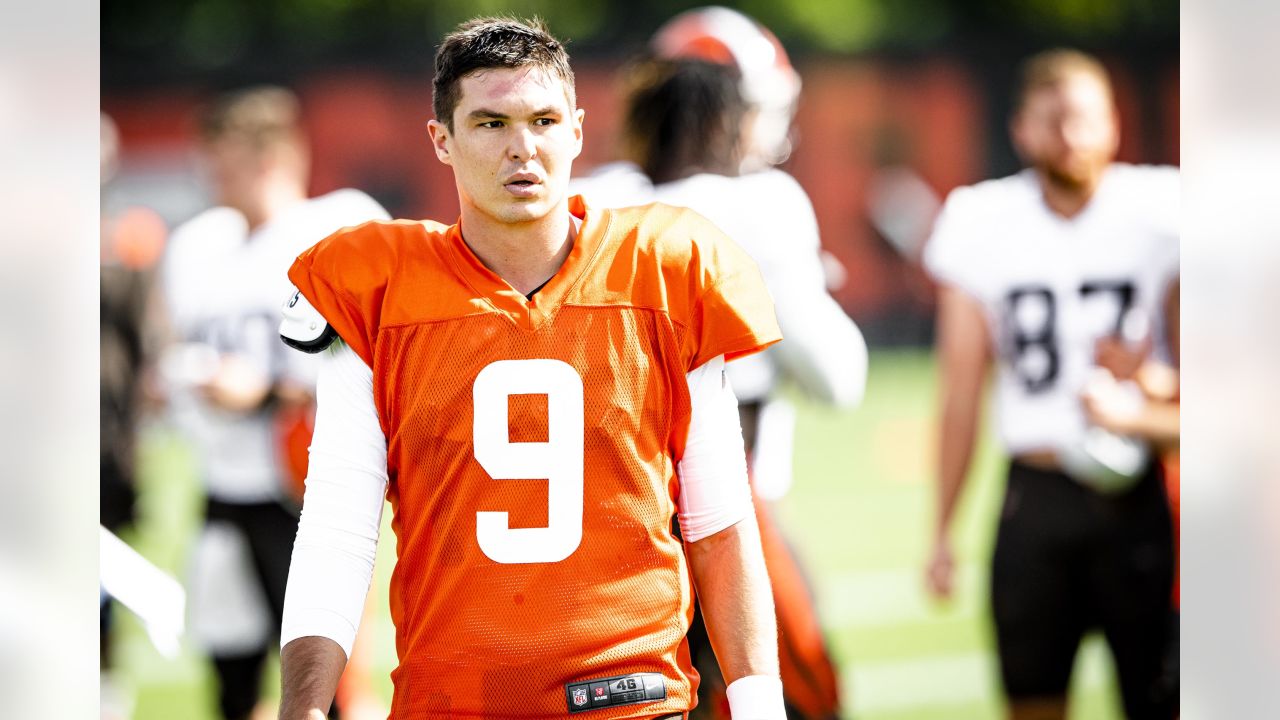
[{"left": 446, "top": 195, "right": 609, "bottom": 332}]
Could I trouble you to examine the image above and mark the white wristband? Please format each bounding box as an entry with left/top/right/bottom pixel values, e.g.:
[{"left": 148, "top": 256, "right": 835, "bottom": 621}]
[{"left": 726, "top": 675, "right": 786, "bottom": 719}]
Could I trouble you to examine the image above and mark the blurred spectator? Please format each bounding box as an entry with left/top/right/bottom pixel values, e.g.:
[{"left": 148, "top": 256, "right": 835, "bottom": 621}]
[
  {"left": 574, "top": 8, "right": 868, "bottom": 718},
  {"left": 101, "top": 114, "right": 168, "bottom": 540},
  {"left": 101, "top": 111, "right": 169, "bottom": 720},
  {"left": 923, "top": 50, "right": 1178, "bottom": 719},
  {"left": 155, "top": 86, "right": 388, "bottom": 720}
]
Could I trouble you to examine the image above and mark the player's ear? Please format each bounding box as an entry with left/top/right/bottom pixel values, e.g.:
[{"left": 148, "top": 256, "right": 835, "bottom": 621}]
[
  {"left": 571, "top": 108, "right": 585, "bottom": 159},
  {"left": 427, "top": 119, "right": 453, "bottom": 165},
  {"left": 1104, "top": 105, "right": 1121, "bottom": 156}
]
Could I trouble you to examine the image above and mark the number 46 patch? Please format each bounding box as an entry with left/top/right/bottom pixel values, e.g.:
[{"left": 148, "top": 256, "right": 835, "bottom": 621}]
[{"left": 564, "top": 672, "right": 667, "bottom": 713}]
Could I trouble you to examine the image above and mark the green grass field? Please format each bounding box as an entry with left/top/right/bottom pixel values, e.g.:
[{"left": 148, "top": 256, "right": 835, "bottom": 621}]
[{"left": 110, "top": 349, "right": 1123, "bottom": 719}]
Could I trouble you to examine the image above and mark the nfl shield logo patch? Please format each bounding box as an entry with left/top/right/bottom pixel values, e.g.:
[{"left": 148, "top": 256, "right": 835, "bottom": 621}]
[{"left": 571, "top": 687, "right": 589, "bottom": 708}]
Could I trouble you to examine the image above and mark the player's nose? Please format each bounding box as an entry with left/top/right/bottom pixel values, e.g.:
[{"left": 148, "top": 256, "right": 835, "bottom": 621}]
[
  {"left": 1058, "top": 117, "right": 1095, "bottom": 152},
  {"left": 507, "top": 126, "right": 538, "bottom": 163}
]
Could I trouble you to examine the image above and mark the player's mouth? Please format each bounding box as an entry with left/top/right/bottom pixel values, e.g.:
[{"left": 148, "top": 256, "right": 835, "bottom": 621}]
[{"left": 503, "top": 173, "right": 542, "bottom": 198}]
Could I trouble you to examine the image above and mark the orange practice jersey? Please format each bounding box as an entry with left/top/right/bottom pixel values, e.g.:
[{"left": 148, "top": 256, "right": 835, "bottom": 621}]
[{"left": 288, "top": 196, "right": 780, "bottom": 719}]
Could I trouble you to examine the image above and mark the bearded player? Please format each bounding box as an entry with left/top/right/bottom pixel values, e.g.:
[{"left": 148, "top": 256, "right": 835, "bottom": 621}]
[
  {"left": 923, "top": 50, "right": 1178, "bottom": 719},
  {"left": 276, "top": 17, "right": 786, "bottom": 720}
]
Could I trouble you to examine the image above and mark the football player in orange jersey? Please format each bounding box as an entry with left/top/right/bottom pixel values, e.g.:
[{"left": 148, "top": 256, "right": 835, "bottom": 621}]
[{"left": 276, "top": 17, "right": 787, "bottom": 720}]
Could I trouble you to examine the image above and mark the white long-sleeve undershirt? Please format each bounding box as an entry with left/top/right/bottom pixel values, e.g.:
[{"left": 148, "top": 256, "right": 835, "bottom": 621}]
[{"left": 280, "top": 343, "right": 752, "bottom": 657}]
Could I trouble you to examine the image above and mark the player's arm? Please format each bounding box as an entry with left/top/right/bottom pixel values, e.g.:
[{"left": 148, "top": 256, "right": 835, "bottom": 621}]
[
  {"left": 203, "top": 287, "right": 341, "bottom": 414},
  {"left": 198, "top": 355, "right": 278, "bottom": 412},
  {"left": 687, "top": 518, "right": 781, "bottom": 711},
  {"left": 1084, "top": 277, "right": 1180, "bottom": 449},
  {"left": 277, "top": 318, "right": 388, "bottom": 719},
  {"left": 279, "top": 638, "right": 345, "bottom": 720},
  {"left": 200, "top": 351, "right": 315, "bottom": 413},
  {"left": 760, "top": 177, "right": 867, "bottom": 408},
  {"left": 771, "top": 262, "right": 868, "bottom": 409},
  {"left": 927, "top": 284, "right": 991, "bottom": 599},
  {"left": 1084, "top": 383, "right": 1180, "bottom": 448},
  {"left": 677, "top": 356, "right": 785, "bottom": 719}
]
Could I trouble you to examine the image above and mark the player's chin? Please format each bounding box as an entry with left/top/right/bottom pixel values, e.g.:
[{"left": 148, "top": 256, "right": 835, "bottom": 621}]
[
  {"left": 1044, "top": 163, "right": 1093, "bottom": 190},
  {"left": 495, "top": 198, "right": 554, "bottom": 223}
]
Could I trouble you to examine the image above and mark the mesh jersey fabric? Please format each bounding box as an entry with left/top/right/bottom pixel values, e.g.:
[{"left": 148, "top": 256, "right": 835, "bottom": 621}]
[{"left": 287, "top": 195, "right": 780, "bottom": 719}]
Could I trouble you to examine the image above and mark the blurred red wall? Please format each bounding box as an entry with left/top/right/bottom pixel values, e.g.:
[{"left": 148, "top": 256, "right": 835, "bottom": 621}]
[{"left": 102, "top": 57, "right": 1178, "bottom": 320}]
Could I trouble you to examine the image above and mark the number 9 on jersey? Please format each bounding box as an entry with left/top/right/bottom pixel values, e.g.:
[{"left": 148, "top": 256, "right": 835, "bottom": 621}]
[{"left": 472, "top": 359, "right": 584, "bottom": 564}]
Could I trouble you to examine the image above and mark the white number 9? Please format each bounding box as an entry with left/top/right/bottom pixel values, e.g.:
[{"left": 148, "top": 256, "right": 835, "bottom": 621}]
[{"left": 472, "top": 359, "right": 584, "bottom": 563}]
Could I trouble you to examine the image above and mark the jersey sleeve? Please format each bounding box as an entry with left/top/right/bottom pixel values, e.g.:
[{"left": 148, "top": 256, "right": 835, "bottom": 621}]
[
  {"left": 754, "top": 173, "right": 868, "bottom": 407},
  {"left": 287, "top": 222, "right": 396, "bottom": 369},
  {"left": 330, "top": 188, "right": 393, "bottom": 225},
  {"left": 922, "top": 186, "right": 987, "bottom": 301},
  {"left": 679, "top": 211, "right": 782, "bottom": 371}
]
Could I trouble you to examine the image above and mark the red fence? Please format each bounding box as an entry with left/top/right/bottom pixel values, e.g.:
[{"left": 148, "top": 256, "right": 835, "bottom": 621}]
[{"left": 103, "top": 57, "right": 1178, "bottom": 324}]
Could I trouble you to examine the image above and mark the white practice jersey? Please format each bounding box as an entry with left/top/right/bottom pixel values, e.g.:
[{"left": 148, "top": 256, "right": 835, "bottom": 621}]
[
  {"left": 924, "top": 164, "right": 1180, "bottom": 457},
  {"left": 572, "top": 163, "right": 866, "bottom": 407},
  {"left": 161, "top": 189, "right": 389, "bottom": 502}
]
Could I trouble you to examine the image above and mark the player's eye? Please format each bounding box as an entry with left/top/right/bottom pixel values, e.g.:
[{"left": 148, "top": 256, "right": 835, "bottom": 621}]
[
  {"left": 534, "top": 117, "right": 557, "bottom": 127},
  {"left": 478, "top": 120, "right": 504, "bottom": 129}
]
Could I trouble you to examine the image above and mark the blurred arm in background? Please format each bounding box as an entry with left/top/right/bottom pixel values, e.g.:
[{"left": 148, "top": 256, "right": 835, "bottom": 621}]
[
  {"left": 1086, "top": 277, "right": 1180, "bottom": 449},
  {"left": 770, "top": 239, "right": 869, "bottom": 410},
  {"left": 926, "top": 284, "right": 991, "bottom": 599}
]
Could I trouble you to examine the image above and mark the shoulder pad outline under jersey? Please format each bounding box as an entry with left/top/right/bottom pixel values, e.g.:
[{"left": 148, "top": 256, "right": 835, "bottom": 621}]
[{"left": 279, "top": 287, "right": 338, "bottom": 353}]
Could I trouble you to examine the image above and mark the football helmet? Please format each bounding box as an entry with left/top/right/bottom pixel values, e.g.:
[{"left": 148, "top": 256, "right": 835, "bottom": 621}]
[{"left": 652, "top": 6, "right": 801, "bottom": 168}]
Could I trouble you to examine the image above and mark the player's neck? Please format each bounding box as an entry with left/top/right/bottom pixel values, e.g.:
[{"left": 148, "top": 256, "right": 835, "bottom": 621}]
[
  {"left": 240, "top": 181, "right": 308, "bottom": 232},
  {"left": 1035, "top": 167, "right": 1106, "bottom": 220},
  {"left": 459, "top": 202, "right": 576, "bottom": 297}
]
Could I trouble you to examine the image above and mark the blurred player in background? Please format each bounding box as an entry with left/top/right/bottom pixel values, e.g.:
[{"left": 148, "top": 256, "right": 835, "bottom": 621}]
[
  {"left": 101, "top": 112, "right": 167, "bottom": 554},
  {"left": 277, "top": 16, "right": 787, "bottom": 720},
  {"left": 156, "top": 86, "right": 388, "bottom": 720},
  {"left": 573, "top": 8, "right": 867, "bottom": 718},
  {"left": 101, "top": 112, "right": 169, "bottom": 720},
  {"left": 923, "top": 50, "right": 1178, "bottom": 719}
]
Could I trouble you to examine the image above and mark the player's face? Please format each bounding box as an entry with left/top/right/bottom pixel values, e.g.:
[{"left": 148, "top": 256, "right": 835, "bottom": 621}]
[
  {"left": 429, "top": 67, "right": 584, "bottom": 225},
  {"left": 204, "top": 136, "right": 265, "bottom": 211},
  {"left": 1012, "top": 73, "right": 1118, "bottom": 189}
]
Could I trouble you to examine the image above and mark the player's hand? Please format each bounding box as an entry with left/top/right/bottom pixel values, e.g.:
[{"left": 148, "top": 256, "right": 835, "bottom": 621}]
[
  {"left": 1081, "top": 369, "right": 1144, "bottom": 437},
  {"left": 925, "top": 537, "right": 956, "bottom": 600},
  {"left": 1134, "top": 361, "right": 1179, "bottom": 402},
  {"left": 200, "top": 353, "right": 272, "bottom": 412},
  {"left": 1093, "top": 336, "right": 1148, "bottom": 380}
]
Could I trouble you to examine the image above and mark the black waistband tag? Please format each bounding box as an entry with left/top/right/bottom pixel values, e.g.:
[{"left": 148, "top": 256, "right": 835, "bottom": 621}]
[{"left": 565, "top": 672, "right": 666, "bottom": 713}]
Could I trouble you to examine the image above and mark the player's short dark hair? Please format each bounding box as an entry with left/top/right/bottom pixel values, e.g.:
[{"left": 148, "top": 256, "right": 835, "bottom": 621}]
[
  {"left": 1014, "top": 48, "right": 1113, "bottom": 112},
  {"left": 432, "top": 16, "right": 575, "bottom": 130},
  {"left": 622, "top": 58, "right": 747, "bottom": 185},
  {"left": 198, "top": 85, "right": 303, "bottom": 149}
]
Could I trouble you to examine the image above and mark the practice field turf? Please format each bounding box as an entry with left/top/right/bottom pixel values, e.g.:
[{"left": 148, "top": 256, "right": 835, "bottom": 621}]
[{"left": 110, "top": 349, "right": 1124, "bottom": 720}]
